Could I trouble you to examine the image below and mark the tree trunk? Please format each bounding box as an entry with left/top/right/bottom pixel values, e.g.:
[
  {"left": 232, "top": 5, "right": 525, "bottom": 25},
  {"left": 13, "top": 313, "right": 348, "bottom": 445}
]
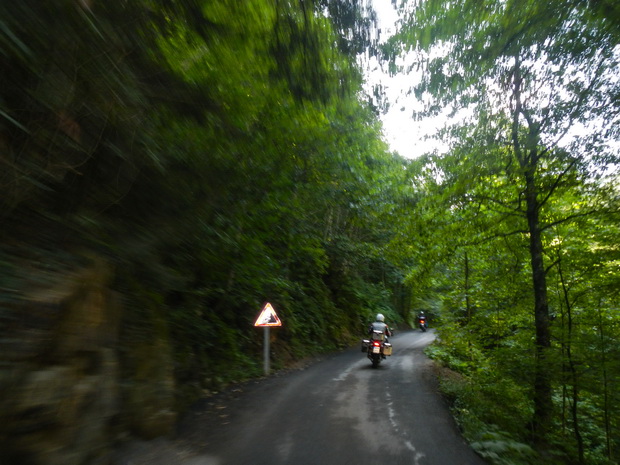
[
  {"left": 511, "top": 57, "right": 552, "bottom": 439},
  {"left": 524, "top": 173, "right": 553, "bottom": 438},
  {"left": 559, "top": 262, "right": 584, "bottom": 463},
  {"left": 464, "top": 251, "right": 472, "bottom": 325},
  {"left": 596, "top": 300, "right": 613, "bottom": 462}
]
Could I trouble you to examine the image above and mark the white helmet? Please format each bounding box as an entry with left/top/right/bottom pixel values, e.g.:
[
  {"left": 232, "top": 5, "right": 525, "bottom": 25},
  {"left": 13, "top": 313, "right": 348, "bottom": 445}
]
[{"left": 376, "top": 313, "right": 385, "bottom": 322}]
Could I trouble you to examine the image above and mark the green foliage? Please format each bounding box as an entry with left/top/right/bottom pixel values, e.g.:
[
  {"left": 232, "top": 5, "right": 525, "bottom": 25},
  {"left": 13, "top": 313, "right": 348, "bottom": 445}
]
[
  {"left": 428, "top": 336, "right": 538, "bottom": 464},
  {"left": 1, "top": 0, "right": 411, "bottom": 419},
  {"left": 415, "top": 157, "right": 620, "bottom": 461},
  {"left": 391, "top": 0, "right": 620, "bottom": 461},
  {"left": 471, "top": 429, "right": 539, "bottom": 465}
]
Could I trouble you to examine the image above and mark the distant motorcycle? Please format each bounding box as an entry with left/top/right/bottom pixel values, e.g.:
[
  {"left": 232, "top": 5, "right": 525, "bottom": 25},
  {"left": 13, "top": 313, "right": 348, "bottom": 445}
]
[
  {"left": 361, "top": 330, "right": 392, "bottom": 368},
  {"left": 419, "top": 318, "right": 427, "bottom": 332}
]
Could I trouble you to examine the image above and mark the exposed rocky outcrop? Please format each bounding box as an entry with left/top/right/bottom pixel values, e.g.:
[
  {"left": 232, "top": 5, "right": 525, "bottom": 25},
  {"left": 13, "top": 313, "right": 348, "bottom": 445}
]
[{"left": 0, "top": 252, "right": 176, "bottom": 465}]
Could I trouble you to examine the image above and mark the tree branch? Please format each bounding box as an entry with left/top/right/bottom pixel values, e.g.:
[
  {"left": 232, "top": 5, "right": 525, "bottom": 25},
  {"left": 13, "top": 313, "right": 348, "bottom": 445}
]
[{"left": 538, "top": 158, "right": 578, "bottom": 209}]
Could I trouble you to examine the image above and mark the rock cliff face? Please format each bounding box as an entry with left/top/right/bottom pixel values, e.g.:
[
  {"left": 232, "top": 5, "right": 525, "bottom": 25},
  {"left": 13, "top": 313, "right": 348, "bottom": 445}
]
[{"left": 0, "top": 252, "right": 177, "bottom": 465}]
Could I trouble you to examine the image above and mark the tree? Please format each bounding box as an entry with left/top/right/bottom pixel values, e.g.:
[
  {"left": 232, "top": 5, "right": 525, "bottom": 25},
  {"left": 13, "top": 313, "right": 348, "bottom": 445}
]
[{"left": 390, "top": 0, "right": 620, "bottom": 449}]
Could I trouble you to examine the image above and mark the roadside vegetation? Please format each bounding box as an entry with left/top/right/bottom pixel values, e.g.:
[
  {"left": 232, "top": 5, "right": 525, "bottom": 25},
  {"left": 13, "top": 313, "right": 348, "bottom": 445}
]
[{"left": 387, "top": 1, "right": 620, "bottom": 463}]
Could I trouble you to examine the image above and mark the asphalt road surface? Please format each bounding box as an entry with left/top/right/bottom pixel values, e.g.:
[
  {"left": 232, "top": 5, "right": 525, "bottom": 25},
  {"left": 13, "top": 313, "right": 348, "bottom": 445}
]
[{"left": 114, "top": 329, "right": 487, "bottom": 465}]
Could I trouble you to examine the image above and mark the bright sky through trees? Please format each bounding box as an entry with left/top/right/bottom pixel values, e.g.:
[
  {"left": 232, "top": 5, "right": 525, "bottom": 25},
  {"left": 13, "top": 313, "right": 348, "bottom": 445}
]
[
  {"left": 366, "top": 1, "right": 619, "bottom": 163},
  {"left": 365, "top": 1, "right": 449, "bottom": 158}
]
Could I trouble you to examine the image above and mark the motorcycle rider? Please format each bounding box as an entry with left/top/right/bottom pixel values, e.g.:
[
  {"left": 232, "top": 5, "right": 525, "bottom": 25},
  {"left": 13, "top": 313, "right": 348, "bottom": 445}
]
[
  {"left": 369, "top": 313, "right": 392, "bottom": 341},
  {"left": 418, "top": 311, "right": 428, "bottom": 328}
]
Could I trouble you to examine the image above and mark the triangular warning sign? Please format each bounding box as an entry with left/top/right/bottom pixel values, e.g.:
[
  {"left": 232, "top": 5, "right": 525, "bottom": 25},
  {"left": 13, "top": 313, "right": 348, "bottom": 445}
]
[{"left": 254, "top": 302, "right": 282, "bottom": 327}]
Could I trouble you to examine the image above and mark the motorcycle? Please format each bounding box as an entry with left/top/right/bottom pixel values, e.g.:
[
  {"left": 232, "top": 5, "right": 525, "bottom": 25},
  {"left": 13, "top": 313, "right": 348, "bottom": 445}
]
[
  {"left": 361, "top": 330, "right": 392, "bottom": 368},
  {"left": 419, "top": 318, "right": 427, "bottom": 332}
]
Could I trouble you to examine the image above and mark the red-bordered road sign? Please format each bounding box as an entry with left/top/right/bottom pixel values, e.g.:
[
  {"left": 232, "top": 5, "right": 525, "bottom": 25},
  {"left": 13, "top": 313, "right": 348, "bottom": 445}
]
[{"left": 254, "top": 302, "right": 282, "bottom": 327}]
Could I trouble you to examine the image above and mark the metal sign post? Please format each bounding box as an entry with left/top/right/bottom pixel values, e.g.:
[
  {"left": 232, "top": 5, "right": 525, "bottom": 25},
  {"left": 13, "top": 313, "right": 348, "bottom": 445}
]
[
  {"left": 254, "top": 302, "right": 282, "bottom": 376},
  {"left": 264, "top": 326, "right": 270, "bottom": 375}
]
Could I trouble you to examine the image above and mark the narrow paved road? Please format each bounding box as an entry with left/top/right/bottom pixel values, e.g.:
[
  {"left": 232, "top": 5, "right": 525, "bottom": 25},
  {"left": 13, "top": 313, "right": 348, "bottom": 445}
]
[{"left": 114, "top": 330, "right": 487, "bottom": 465}]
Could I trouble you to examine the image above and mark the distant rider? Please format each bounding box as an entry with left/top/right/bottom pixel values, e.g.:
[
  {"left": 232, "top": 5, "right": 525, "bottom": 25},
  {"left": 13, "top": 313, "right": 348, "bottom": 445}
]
[{"left": 418, "top": 311, "right": 428, "bottom": 328}]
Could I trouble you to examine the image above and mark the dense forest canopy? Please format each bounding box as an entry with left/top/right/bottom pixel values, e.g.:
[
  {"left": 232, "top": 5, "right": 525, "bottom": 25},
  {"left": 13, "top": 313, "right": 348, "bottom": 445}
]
[
  {"left": 384, "top": 0, "right": 620, "bottom": 463},
  {"left": 1, "top": 1, "right": 619, "bottom": 464},
  {"left": 1, "top": 0, "right": 411, "bottom": 364}
]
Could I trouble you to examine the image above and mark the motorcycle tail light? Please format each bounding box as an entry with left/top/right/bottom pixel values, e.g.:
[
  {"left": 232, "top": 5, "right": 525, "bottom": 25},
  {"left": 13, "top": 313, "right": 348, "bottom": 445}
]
[{"left": 373, "top": 341, "right": 381, "bottom": 346}]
